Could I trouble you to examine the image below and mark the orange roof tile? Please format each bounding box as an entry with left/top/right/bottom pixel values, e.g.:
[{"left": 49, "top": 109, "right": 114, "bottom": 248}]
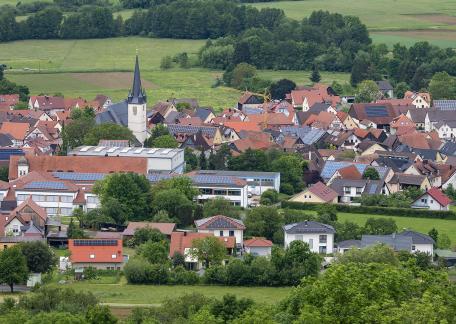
[
  {"left": 338, "top": 165, "right": 363, "bottom": 180},
  {"left": 0, "top": 122, "right": 29, "bottom": 140},
  {"left": 244, "top": 237, "right": 273, "bottom": 247},
  {"left": 224, "top": 121, "right": 262, "bottom": 133},
  {"left": 69, "top": 239, "right": 123, "bottom": 263}
]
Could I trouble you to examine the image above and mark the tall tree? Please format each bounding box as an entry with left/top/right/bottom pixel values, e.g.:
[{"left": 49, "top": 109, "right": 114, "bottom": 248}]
[
  {"left": 269, "top": 79, "right": 296, "bottom": 100},
  {"left": 0, "top": 246, "right": 28, "bottom": 292},
  {"left": 20, "top": 241, "right": 56, "bottom": 273},
  {"left": 189, "top": 236, "right": 226, "bottom": 268},
  {"left": 355, "top": 80, "right": 382, "bottom": 103}
]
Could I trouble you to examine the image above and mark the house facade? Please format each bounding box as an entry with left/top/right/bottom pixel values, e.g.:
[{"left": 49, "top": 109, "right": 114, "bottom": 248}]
[
  {"left": 283, "top": 221, "right": 335, "bottom": 254},
  {"left": 195, "top": 215, "right": 245, "bottom": 249},
  {"left": 411, "top": 187, "right": 452, "bottom": 211},
  {"left": 68, "top": 239, "right": 124, "bottom": 270}
]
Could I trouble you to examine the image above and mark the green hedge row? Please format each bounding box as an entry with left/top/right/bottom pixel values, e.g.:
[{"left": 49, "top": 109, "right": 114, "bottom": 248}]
[{"left": 281, "top": 201, "right": 456, "bottom": 220}]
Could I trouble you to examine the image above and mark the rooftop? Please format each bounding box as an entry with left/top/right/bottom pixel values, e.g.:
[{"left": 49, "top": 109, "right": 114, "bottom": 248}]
[{"left": 69, "top": 146, "right": 183, "bottom": 159}]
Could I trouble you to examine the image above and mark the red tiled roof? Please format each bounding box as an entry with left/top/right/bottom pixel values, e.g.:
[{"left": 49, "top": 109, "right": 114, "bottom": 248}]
[
  {"left": 231, "top": 137, "right": 273, "bottom": 153},
  {"left": 69, "top": 239, "right": 123, "bottom": 264},
  {"left": 398, "top": 132, "right": 430, "bottom": 149},
  {"left": 122, "top": 221, "right": 176, "bottom": 236},
  {"left": 0, "top": 122, "right": 29, "bottom": 140},
  {"left": 9, "top": 155, "right": 148, "bottom": 180},
  {"left": 30, "top": 96, "right": 66, "bottom": 111},
  {"left": 169, "top": 232, "right": 235, "bottom": 256},
  {"left": 290, "top": 84, "right": 340, "bottom": 107},
  {"left": 308, "top": 181, "right": 338, "bottom": 202},
  {"left": 224, "top": 121, "right": 262, "bottom": 133},
  {"left": 425, "top": 187, "right": 452, "bottom": 207},
  {"left": 338, "top": 165, "right": 363, "bottom": 180},
  {"left": 244, "top": 237, "right": 273, "bottom": 247}
]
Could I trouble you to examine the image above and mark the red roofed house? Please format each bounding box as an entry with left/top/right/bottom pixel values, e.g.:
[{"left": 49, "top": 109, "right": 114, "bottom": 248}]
[
  {"left": 4, "top": 197, "right": 48, "bottom": 237},
  {"left": 169, "top": 232, "right": 235, "bottom": 269},
  {"left": 28, "top": 96, "right": 66, "bottom": 115},
  {"left": 122, "top": 221, "right": 176, "bottom": 239},
  {"left": 244, "top": 237, "right": 273, "bottom": 256},
  {"left": 290, "top": 181, "right": 338, "bottom": 204},
  {"left": 290, "top": 84, "right": 340, "bottom": 111},
  {"left": 68, "top": 239, "right": 124, "bottom": 270},
  {"left": 0, "top": 122, "right": 30, "bottom": 146},
  {"left": 0, "top": 94, "right": 19, "bottom": 111},
  {"left": 411, "top": 187, "right": 452, "bottom": 211},
  {"left": 195, "top": 215, "right": 245, "bottom": 249}
]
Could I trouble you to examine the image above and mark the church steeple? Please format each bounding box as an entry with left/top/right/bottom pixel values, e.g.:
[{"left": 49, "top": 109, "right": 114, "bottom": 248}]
[{"left": 127, "top": 55, "right": 147, "bottom": 105}]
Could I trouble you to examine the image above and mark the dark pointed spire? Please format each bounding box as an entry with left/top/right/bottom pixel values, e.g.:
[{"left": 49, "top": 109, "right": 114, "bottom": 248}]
[{"left": 127, "top": 54, "right": 147, "bottom": 105}]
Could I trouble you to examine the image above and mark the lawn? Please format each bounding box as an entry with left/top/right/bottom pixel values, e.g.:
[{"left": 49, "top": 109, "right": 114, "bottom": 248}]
[
  {"left": 338, "top": 212, "right": 456, "bottom": 243},
  {"left": 1, "top": 38, "right": 350, "bottom": 109},
  {"left": 51, "top": 281, "right": 292, "bottom": 305}
]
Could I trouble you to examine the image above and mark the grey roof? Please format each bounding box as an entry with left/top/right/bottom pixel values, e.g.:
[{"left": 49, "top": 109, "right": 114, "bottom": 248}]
[
  {"left": 95, "top": 101, "right": 128, "bottom": 126},
  {"left": 195, "top": 215, "right": 245, "bottom": 230},
  {"left": 242, "top": 107, "right": 264, "bottom": 115},
  {"left": 195, "top": 170, "right": 279, "bottom": 179},
  {"left": 0, "top": 133, "right": 13, "bottom": 147},
  {"left": 433, "top": 100, "right": 456, "bottom": 110},
  {"left": 309, "top": 102, "right": 332, "bottom": 114},
  {"left": 0, "top": 236, "right": 45, "bottom": 243},
  {"left": 427, "top": 110, "right": 456, "bottom": 123},
  {"left": 69, "top": 146, "right": 183, "bottom": 159},
  {"left": 281, "top": 126, "right": 326, "bottom": 145},
  {"left": 399, "top": 230, "right": 435, "bottom": 245},
  {"left": 127, "top": 55, "right": 147, "bottom": 105},
  {"left": 375, "top": 156, "right": 412, "bottom": 173},
  {"left": 164, "top": 110, "right": 181, "bottom": 124},
  {"left": 283, "top": 221, "right": 335, "bottom": 234},
  {"left": 330, "top": 179, "right": 367, "bottom": 196},
  {"left": 390, "top": 173, "right": 426, "bottom": 185},
  {"left": 361, "top": 234, "right": 412, "bottom": 251},
  {"left": 337, "top": 239, "right": 362, "bottom": 248},
  {"left": 167, "top": 124, "right": 218, "bottom": 137},
  {"left": 412, "top": 148, "right": 440, "bottom": 161},
  {"left": 376, "top": 80, "right": 393, "bottom": 91},
  {"left": 364, "top": 180, "right": 384, "bottom": 195},
  {"left": 407, "top": 108, "right": 427, "bottom": 123},
  {"left": 441, "top": 142, "right": 456, "bottom": 156},
  {"left": 194, "top": 107, "right": 213, "bottom": 121},
  {"left": 320, "top": 161, "right": 389, "bottom": 181}
]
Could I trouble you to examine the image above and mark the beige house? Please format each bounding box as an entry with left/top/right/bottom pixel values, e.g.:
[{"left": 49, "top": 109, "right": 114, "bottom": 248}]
[{"left": 290, "top": 182, "right": 338, "bottom": 204}]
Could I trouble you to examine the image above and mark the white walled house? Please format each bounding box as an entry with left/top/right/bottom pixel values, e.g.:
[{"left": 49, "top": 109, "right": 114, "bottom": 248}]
[
  {"left": 195, "top": 215, "right": 245, "bottom": 250},
  {"left": 244, "top": 237, "right": 273, "bottom": 256},
  {"left": 411, "top": 187, "right": 452, "bottom": 211},
  {"left": 400, "top": 230, "right": 435, "bottom": 255},
  {"left": 283, "top": 221, "right": 335, "bottom": 254}
]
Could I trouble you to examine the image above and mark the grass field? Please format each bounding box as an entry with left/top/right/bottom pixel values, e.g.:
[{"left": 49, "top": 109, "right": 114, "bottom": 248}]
[
  {"left": 1, "top": 37, "right": 349, "bottom": 108},
  {"left": 252, "top": 0, "right": 456, "bottom": 48},
  {"left": 51, "top": 281, "right": 292, "bottom": 305},
  {"left": 338, "top": 212, "right": 456, "bottom": 243}
]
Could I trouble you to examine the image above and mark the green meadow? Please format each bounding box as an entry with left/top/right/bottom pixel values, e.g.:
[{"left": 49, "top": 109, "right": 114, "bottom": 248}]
[
  {"left": 1, "top": 37, "right": 349, "bottom": 108},
  {"left": 338, "top": 212, "right": 456, "bottom": 244}
]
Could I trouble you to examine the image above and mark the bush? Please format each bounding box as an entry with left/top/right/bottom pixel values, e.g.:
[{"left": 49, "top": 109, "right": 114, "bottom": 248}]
[
  {"left": 281, "top": 201, "right": 456, "bottom": 219},
  {"left": 169, "top": 266, "right": 200, "bottom": 285},
  {"left": 260, "top": 189, "right": 279, "bottom": 205}
]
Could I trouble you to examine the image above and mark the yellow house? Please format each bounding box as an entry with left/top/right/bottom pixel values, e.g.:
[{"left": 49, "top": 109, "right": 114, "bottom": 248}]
[{"left": 290, "top": 181, "right": 338, "bottom": 204}]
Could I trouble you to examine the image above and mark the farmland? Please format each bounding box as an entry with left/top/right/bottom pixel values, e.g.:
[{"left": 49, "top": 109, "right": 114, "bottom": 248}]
[{"left": 1, "top": 37, "right": 349, "bottom": 108}]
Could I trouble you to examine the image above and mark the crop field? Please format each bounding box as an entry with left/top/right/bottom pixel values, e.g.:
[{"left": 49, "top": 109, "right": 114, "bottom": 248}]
[
  {"left": 252, "top": 0, "right": 456, "bottom": 48},
  {"left": 338, "top": 212, "right": 456, "bottom": 243},
  {"left": 1, "top": 37, "right": 349, "bottom": 108}
]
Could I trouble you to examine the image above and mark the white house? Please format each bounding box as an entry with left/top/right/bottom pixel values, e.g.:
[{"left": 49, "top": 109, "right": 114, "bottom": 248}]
[
  {"left": 243, "top": 237, "right": 273, "bottom": 256},
  {"left": 195, "top": 215, "right": 245, "bottom": 250},
  {"left": 283, "top": 221, "right": 335, "bottom": 254},
  {"left": 411, "top": 187, "right": 452, "bottom": 211}
]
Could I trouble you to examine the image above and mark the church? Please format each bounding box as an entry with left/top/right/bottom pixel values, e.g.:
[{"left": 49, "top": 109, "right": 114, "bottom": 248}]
[{"left": 95, "top": 55, "right": 149, "bottom": 144}]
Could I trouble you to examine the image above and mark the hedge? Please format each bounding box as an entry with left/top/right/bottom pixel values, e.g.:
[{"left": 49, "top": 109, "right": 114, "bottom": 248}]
[{"left": 281, "top": 201, "right": 456, "bottom": 220}]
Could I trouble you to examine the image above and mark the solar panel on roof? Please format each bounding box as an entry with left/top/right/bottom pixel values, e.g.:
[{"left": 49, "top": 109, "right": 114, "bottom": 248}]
[
  {"left": 365, "top": 106, "right": 389, "bottom": 118},
  {"left": 73, "top": 239, "right": 117, "bottom": 246},
  {"left": 53, "top": 172, "right": 105, "bottom": 181},
  {"left": 24, "top": 181, "right": 67, "bottom": 190}
]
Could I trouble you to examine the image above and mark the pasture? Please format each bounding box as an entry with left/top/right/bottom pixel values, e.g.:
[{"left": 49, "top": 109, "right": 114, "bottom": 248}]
[
  {"left": 2, "top": 37, "right": 349, "bottom": 108},
  {"left": 252, "top": 0, "right": 456, "bottom": 48},
  {"left": 338, "top": 212, "right": 456, "bottom": 243}
]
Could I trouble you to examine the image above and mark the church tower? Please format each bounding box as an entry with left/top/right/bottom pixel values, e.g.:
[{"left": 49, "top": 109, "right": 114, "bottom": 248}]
[{"left": 127, "top": 55, "right": 148, "bottom": 144}]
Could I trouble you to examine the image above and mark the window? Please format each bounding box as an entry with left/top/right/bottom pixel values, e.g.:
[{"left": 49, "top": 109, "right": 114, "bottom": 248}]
[
  {"left": 32, "top": 194, "right": 45, "bottom": 202},
  {"left": 17, "top": 194, "right": 28, "bottom": 201},
  {"left": 200, "top": 188, "right": 212, "bottom": 195},
  {"left": 319, "top": 235, "right": 327, "bottom": 243},
  {"left": 356, "top": 187, "right": 363, "bottom": 195},
  {"left": 12, "top": 225, "right": 19, "bottom": 233},
  {"left": 46, "top": 207, "right": 58, "bottom": 214},
  {"left": 61, "top": 196, "right": 73, "bottom": 203},
  {"left": 304, "top": 195, "right": 307, "bottom": 199},
  {"left": 319, "top": 246, "right": 327, "bottom": 254},
  {"left": 233, "top": 201, "right": 241, "bottom": 206},
  {"left": 46, "top": 195, "right": 59, "bottom": 202},
  {"left": 343, "top": 187, "right": 350, "bottom": 194},
  {"left": 87, "top": 196, "right": 99, "bottom": 204},
  {"left": 89, "top": 254, "right": 95, "bottom": 259},
  {"left": 61, "top": 208, "right": 73, "bottom": 216},
  {"left": 229, "top": 230, "right": 234, "bottom": 237},
  {"left": 112, "top": 254, "right": 117, "bottom": 259},
  {"left": 412, "top": 245, "right": 416, "bottom": 251},
  {"left": 227, "top": 190, "right": 241, "bottom": 196},
  {"left": 219, "top": 230, "right": 224, "bottom": 236},
  {"left": 214, "top": 189, "right": 227, "bottom": 195},
  {"left": 431, "top": 200, "right": 434, "bottom": 204}
]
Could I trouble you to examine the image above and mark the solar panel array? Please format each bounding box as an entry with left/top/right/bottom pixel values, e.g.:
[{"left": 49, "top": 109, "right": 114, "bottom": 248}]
[
  {"left": 434, "top": 100, "right": 456, "bottom": 110},
  {"left": 24, "top": 181, "right": 67, "bottom": 190},
  {"left": 368, "top": 184, "right": 378, "bottom": 194},
  {"left": 190, "top": 174, "right": 237, "bottom": 185},
  {"left": 53, "top": 172, "right": 106, "bottom": 181},
  {"left": 365, "top": 106, "right": 389, "bottom": 118},
  {"left": 73, "top": 239, "right": 118, "bottom": 246},
  {"left": 167, "top": 124, "right": 217, "bottom": 137}
]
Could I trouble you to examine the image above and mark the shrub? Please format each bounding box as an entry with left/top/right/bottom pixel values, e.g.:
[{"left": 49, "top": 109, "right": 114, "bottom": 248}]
[{"left": 169, "top": 266, "right": 200, "bottom": 285}]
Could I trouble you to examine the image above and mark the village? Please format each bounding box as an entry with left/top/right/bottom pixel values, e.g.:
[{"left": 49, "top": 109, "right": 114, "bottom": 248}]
[{"left": 1, "top": 55, "right": 456, "bottom": 321}]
